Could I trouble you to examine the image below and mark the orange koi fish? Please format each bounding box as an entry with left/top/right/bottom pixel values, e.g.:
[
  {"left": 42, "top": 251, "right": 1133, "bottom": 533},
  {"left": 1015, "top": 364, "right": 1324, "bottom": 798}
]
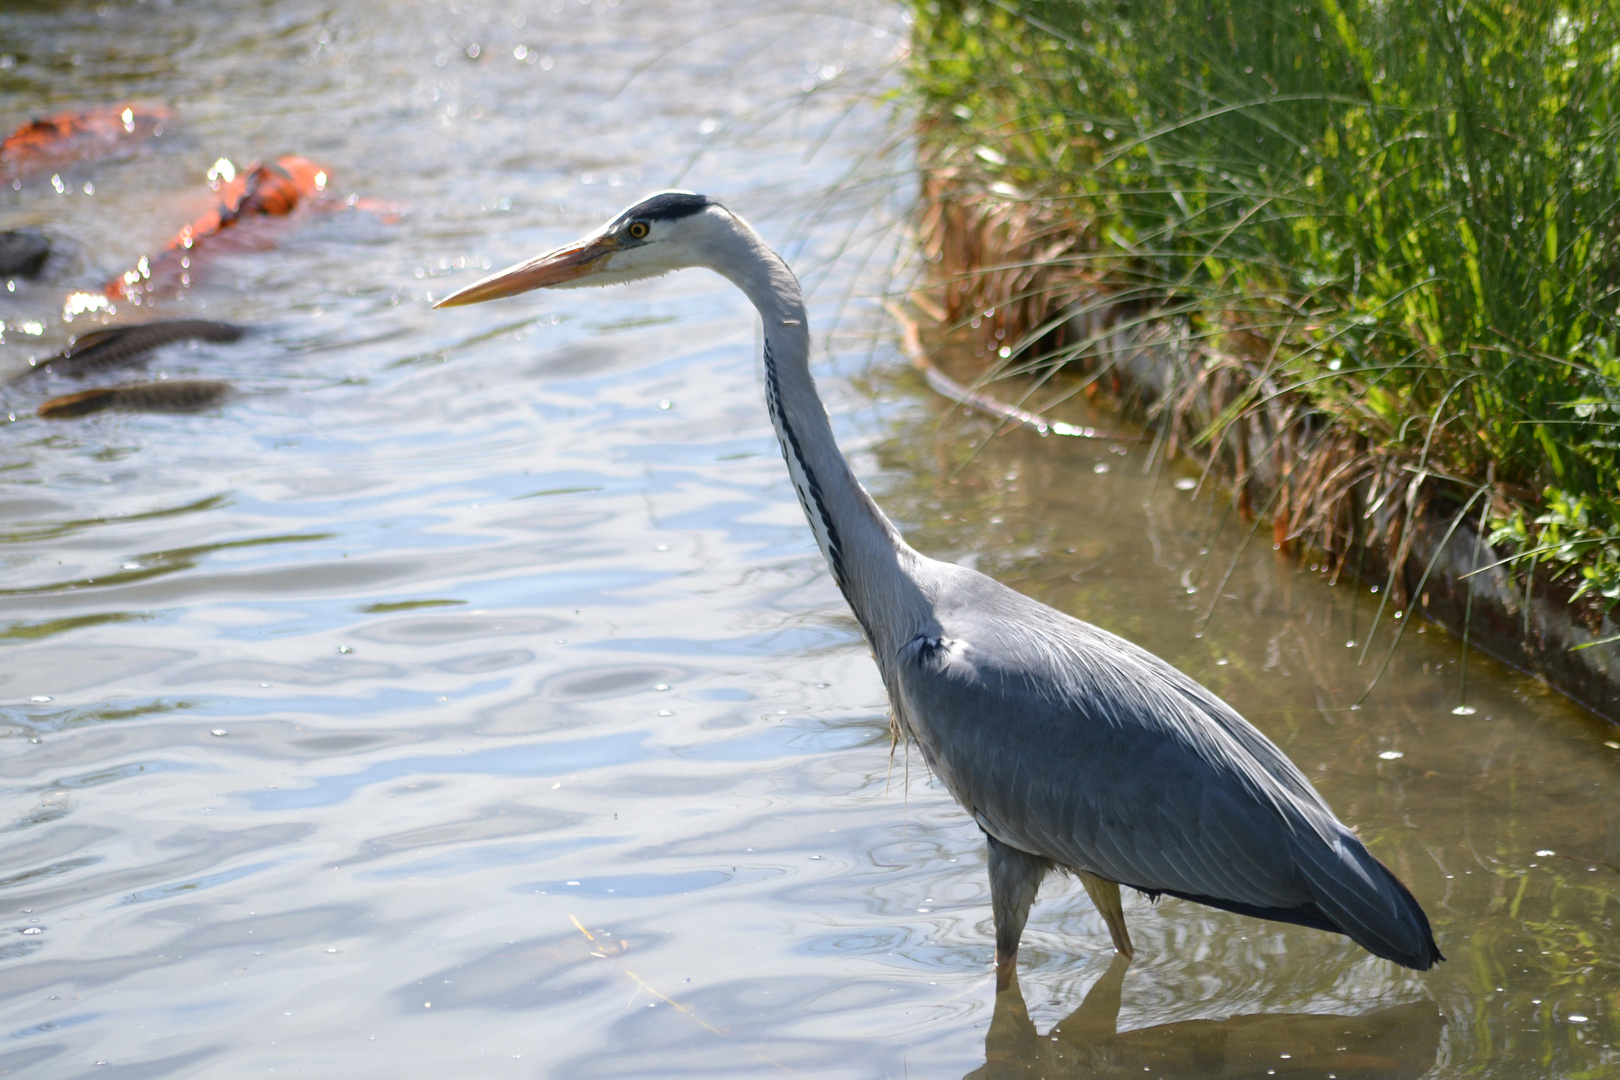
[
  {"left": 0, "top": 104, "right": 169, "bottom": 181},
  {"left": 108, "top": 155, "right": 330, "bottom": 301}
]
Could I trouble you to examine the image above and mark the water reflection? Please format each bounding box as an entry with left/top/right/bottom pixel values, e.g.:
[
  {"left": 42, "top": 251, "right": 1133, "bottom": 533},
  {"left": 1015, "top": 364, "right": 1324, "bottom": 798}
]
[{"left": 971, "top": 958, "right": 1443, "bottom": 1080}]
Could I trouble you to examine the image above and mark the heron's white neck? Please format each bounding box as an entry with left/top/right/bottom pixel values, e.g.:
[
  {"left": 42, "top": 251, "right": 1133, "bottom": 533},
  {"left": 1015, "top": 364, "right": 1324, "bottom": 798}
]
[{"left": 705, "top": 214, "right": 923, "bottom": 656}]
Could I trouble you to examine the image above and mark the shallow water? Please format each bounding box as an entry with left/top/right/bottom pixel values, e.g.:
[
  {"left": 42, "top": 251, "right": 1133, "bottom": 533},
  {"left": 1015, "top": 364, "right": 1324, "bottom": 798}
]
[{"left": 0, "top": 2, "right": 1617, "bottom": 1077}]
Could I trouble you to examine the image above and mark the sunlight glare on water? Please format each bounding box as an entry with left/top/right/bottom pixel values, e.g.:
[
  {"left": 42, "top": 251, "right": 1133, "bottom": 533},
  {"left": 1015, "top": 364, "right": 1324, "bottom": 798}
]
[{"left": 0, "top": 1, "right": 1617, "bottom": 1078}]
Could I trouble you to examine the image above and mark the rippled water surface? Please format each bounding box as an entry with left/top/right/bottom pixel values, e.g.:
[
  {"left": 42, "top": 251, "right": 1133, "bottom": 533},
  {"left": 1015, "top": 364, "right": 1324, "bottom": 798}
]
[{"left": 1, "top": 2, "right": 1618, "bottom": 1077}]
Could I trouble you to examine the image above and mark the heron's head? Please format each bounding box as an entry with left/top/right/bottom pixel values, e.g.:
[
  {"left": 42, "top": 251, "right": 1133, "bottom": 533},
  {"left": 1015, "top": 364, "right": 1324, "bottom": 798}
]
[{"left": 434, "top": 191, "right": 730, "bottom": 307}]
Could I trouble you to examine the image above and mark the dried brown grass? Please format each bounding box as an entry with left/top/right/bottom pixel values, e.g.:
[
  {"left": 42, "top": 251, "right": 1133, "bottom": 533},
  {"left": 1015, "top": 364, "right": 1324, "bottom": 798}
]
[{"left": 914, "top": 161, "right": 1509, "bottom": 617}]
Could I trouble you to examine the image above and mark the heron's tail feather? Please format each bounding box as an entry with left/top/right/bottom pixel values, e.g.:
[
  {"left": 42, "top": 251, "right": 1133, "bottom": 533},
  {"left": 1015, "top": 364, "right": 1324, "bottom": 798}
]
[{"left": 1298, "top": 832, "right": 1443, "bottom": 970}]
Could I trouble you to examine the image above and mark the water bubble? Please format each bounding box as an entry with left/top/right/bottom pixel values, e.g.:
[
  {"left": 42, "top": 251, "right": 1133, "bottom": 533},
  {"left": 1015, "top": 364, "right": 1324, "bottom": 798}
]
[
  {"left": 1536, "top": 849, "right": 1555, "bottom": 857},
  {"left": 655, "top": 684, "right": 670, "bottom": 691},
  {"left": 211, "top": 729, "right": 228, "bottom": 737},
  {"left": 659, "top": 399, "right": 673, "bottom": 410},
  {"left": 20, "top": 927, "right": 41, "bottom": 935},
  {"left": 1378, "top": 750, "right": 1404, "bottom": 760},
  {"left": 1093, "top": 462, "right": 1109, "bottom": 474},
  {"left": 29, "top": 696, "right": 51, "bottom": 703},
  {"left": 809, "top": 855, "right": 822, "bottom": 860},
  {"left": 1173, "top": 477, "right": 1197, "bottom": 491},
  {"left": 1569, "top": 1014, "right": 1588, "bottom": 1023},
  {"left": 338, "top": 646, "right": 354, "bottom": 654},
  {"left": 1451, "top": 705, "right": 1476, "bottom": 715}
]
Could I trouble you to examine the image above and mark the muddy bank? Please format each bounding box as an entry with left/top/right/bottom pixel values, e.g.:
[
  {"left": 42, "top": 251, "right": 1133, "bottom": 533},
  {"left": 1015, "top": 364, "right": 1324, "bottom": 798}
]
[{"left": 911, "top": 175, "right": 1620, "bottom": 723}]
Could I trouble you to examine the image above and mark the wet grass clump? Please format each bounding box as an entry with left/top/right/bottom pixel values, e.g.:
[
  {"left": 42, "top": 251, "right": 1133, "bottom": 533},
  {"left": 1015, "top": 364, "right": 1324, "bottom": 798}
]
[{"left": 910, "top": 0, "right": 1620, "bottom": 618}]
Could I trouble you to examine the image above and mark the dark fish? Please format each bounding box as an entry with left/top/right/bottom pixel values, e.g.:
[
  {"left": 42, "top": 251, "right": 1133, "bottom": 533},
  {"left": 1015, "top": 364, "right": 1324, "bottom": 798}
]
[
  {"left": 0, "top": 228, "right": 49, "bottom": 279},
  {"left": 14, "top": 319, "right": 246, "bottom": 382},
  {"left": 38, "top": 379, "right": 232, "bottom": 419}
]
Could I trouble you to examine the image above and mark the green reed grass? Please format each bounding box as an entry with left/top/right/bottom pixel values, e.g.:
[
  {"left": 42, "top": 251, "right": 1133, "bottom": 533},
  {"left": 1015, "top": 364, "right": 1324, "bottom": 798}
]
[{"left": 912, "top": 0, "right": 1620, "bottom": 610}]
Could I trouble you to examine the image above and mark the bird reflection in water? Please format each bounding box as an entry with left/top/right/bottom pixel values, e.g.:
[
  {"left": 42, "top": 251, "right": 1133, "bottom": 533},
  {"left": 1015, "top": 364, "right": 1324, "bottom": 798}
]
[{"left": 967, "top": 956, "right": 1443, "bottom": 1080}]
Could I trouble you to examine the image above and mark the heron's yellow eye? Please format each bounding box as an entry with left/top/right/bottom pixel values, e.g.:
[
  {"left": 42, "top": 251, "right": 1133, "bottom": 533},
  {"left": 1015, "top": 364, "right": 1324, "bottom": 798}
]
[{"left": 627, "top": 221, "right": 650, "bottom": 239}]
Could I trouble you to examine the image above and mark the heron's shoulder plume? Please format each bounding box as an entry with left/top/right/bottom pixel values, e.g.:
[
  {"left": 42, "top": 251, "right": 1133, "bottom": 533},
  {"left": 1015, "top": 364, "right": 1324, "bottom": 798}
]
[{"left": 624, "top": 191, "right": 713, "bottom": 222}]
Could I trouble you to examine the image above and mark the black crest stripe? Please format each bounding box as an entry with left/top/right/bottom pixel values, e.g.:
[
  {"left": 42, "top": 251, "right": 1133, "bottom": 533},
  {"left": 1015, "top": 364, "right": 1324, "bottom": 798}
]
[{"left": 623, "top": 192, "right": 711, "bottom": 223}]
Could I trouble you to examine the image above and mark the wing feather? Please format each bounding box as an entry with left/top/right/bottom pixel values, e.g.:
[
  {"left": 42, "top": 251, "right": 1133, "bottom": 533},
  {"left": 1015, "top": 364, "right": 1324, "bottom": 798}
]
[
  {"left": 893, "top": 581, "right": 1333, "bottom": 912},
  {"left": 888, "top": 563, "right": 1441, "bottom": 969}
]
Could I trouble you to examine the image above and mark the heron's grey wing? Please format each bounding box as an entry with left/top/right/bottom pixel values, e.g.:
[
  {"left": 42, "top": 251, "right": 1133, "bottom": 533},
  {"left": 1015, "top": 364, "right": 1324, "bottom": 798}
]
[
  {"left": 889, "top": 574, "right": 1441, "bottom": 969},
  {"left": 889, "top": 592, "right": 1343, "bottom": 914},
  {"left": 893, "top": 632, "right": 1316, "bottom": 910}
]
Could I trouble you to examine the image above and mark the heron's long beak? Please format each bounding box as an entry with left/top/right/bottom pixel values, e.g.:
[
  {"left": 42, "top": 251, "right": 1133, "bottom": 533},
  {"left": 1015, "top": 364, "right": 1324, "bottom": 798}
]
[{"left": 433, "top": 235, "right": 613, "bottom": 307}]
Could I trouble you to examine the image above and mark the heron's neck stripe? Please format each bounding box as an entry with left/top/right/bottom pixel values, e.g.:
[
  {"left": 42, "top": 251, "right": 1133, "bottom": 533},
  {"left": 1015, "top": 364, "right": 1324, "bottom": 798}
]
[{"left": 763, "top": 338, "right": 846, "bottom": 587}]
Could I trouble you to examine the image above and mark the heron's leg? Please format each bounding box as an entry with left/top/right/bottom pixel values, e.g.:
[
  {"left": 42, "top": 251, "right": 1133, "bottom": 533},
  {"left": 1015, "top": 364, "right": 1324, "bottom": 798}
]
[
  {"left": 1077, "top": 870, "right": 1134, "bottom": 960},
  {"left": 985, "top": 833, "right": 1048, "bottom": 991}
]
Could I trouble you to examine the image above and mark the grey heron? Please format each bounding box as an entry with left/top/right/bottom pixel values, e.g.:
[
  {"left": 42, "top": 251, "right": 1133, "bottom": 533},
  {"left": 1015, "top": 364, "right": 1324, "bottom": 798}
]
[{"left": 436, "top": 191, "right": 1443, "bottom": 986}]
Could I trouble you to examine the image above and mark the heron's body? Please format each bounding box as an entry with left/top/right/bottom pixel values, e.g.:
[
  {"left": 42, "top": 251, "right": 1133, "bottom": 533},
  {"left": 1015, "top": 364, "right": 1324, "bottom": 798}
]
[{"left": 437, "top": 191, "right": 1442, "bottom": 983}]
